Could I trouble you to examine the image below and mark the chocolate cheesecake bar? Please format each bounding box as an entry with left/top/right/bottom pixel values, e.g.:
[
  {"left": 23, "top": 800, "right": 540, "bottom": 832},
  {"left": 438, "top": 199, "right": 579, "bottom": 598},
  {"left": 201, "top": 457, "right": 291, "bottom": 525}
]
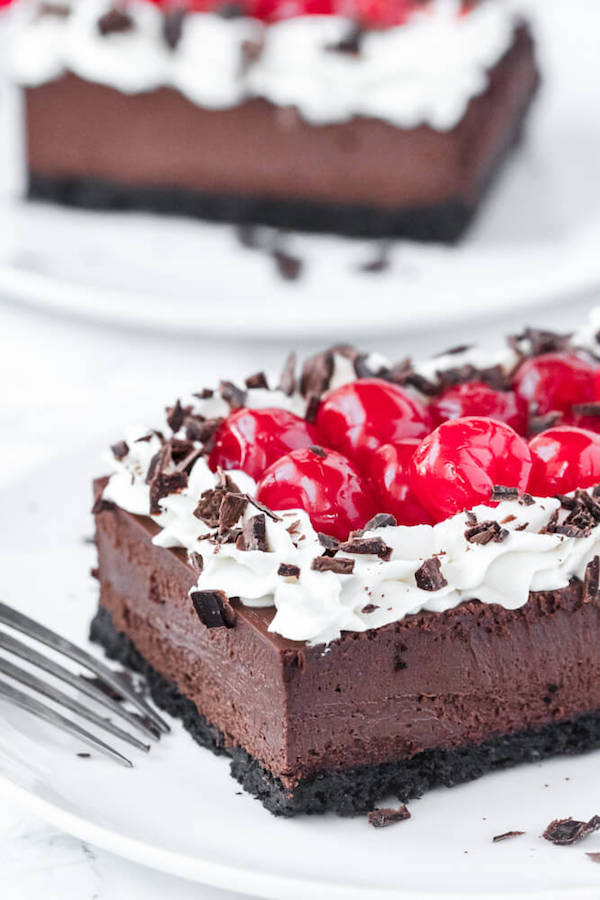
[
  {"left": 10, "top": 0, "right": 539, "bottom": 241},
  {"left": 91, "top": 318, "right": 600, "bottom": 816}
]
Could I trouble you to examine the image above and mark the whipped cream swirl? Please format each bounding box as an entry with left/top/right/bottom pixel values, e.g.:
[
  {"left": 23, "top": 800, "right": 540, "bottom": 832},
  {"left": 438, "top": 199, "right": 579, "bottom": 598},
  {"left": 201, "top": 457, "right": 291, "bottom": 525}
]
[
  {"left": 99, "top": 315, "right": 600, "bottom": 646},
  {"left": 10, "top": 0, "right": 524, "bottom": 130}
]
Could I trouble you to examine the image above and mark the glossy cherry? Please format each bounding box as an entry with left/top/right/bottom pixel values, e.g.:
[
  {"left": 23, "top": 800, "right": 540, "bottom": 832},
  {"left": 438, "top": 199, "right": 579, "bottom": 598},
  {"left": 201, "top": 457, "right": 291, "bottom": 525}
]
[
  {"left": 410, "top": 416, "right": 533, "bottom": 521},
  {"left": 528, "top": 426, "right": 600, "bottom": 495},
  {"left": 256, "top": 446, "right": 374, "bottom": 540},
  {"left": 365, "top": 439, "right": 432, "bottom": 526},
  {"left": 209, "top": 408, "right": 315, "bottom": 480},
  {"left": 315, "top": 378, "right": 432, "bottom": 469},
  {"left": 512, "top": 352, "right": 598, "bottom": 418},
  {"left": 430, "top": 382, "right": 527, "bottom": 434}
]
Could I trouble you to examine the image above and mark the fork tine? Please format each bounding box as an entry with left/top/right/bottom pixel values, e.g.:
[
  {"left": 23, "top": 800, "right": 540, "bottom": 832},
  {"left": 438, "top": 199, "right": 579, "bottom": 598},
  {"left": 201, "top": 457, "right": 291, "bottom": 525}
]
[
  {"left": 0, "top": 631, "right": 159, "bottom": 742},
  {"left": 0, "top": 678, "right": 133, "bottom": 767},
  {"left": 0, "top": 656, "right": 150, "bottom": 753},
  {"left": 0, "top": 602, "right": 169, "bottom": 734}
]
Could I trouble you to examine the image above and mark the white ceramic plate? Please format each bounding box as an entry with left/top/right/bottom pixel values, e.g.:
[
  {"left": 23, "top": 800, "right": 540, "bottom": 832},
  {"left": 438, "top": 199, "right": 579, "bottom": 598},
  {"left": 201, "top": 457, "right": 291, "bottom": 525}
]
[
  {"left": 3, "top": 449, "right": 600, "bottom": 899},
  {"left": 0, "top": 0, "right": 600, "bottom": 339}
]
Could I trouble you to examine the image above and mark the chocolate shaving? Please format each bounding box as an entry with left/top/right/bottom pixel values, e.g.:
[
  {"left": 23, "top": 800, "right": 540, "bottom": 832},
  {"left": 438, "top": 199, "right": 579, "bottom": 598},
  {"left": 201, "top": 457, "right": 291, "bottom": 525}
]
[
  {"left": 110, "top": 440, "right": 129, "bottom": 460},
  {"left": 245, "top": 371, "right": 269, "bottom": 390},
  {"left": 529, "top": 411, "right": 562, "bottom": 435},
  {"left": 184, "top": 415, "right": 224, "bottom": 446},
  {"left": 436, "top": 363, "right": 509, "bottom": 392},
  {"left": 583, "top": 556, "right": 600, "bottom": 603},
  {"left": 149, "top": 469, "right": 187, "bottom": 515},
  {"left": 309, "top": 445, "right": 327, "bottom": 458},
  {"left": 190, "top": 589, "right": 236, "bottom": 629},
  {"left": 492, "top": 831, "right": 525, "bottom": 843},
  {"left": 188, "top": 551, "right": 204, "bottom": 574},
  {"left": 219, "top": 380, "right": 246, "bottom": 410},
  {"left": 327, "top": 22, "right": 363, "bottom": 55},
  {"left": 218, "top": 492, "right": 248, "bottom": 533},
  {"left": 245, "top": 494, "right": 281, "bottom": 521},
  {"left": 520, "top": 493, "right": 535, "bottom": 506},
  {"left": 312, "top": 556, "right": 355, "bottom": 574},
  {"left": 572, "top": 402, "right": 600, "bottom": 417},
  {"left": 97, "top": 7, "right": 134, "bottom": 35},
  {"left": 367, "top": 806, "right": 411, "bottom": 828},
  {"left": 490, "top": 485, "right": 519, "bottom": 502},
  {"left": 586, "top": 852, "right": 600, "bottom": 863},
  {"left": 415, "top": 557, "right": 447, "bottom": 592},
  {"left": 510, "top": 327, "right": 572, "bottom": 358},
  {"left": 278, "top": 351, "right": 297, "bottom": 396},
  {"left": 278, "top": 563, "right": 300, "bottom": 577},
  {"left": 360, "top": 240, "right": 391, "bottom": 273},
  {"left": 434, "top": 344, "right": 473, "bottom": 358},
  {"left": 194, "top": 388, "right": 214, "bottom": 400},
  {"left": 465, "top": 520, "right": 509, "bottom": 546},
  {"left": 194, "top": 488, "right": 225, "bottom": 529},
  {"left": 555, "top": 493, "right": 577, "bottom": 509},
  {"left": 236, "top": 514, "right": 268, "bottom": 552},
  {"left": 38, "top": 2, "right": 70, "bottom": 16},
  {"left": 166, "top": 399, "right": 186, "bottom": 432},
  {"left": 363, "top": 513, "right": 397, "bottom": 531},
  {"left": 300, "top": 349, "right": 334, "bottom": 397},
  {"left": 338, "top": 537, "right": 392, "bottom": 561},
  {"left": 304, "top": 393, "right": 321, "bottom": 424},
  {"left": 386, "top": 358, "right": 439, "bottom": 397},
  {"left": 317, "top": 532, "right": 339, "bottom": 555},
  {"left": 241, "top": 36, "right": 264, "bottom": 66},
  {"left": 543, "top": 815, "right": 600, "bottom": 846},
  {"left": 162, "top": 6, "right": 186, "bottom": 50},
  {"left": 273, "top": 245, "right": 303, "bottom": 281}
]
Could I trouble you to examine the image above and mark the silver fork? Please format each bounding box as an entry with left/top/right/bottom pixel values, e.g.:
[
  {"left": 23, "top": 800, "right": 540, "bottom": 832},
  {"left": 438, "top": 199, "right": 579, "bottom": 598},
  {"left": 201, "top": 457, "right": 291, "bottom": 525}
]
[{"left": 0, "top": 602, "right": 169, "bottom": 767}]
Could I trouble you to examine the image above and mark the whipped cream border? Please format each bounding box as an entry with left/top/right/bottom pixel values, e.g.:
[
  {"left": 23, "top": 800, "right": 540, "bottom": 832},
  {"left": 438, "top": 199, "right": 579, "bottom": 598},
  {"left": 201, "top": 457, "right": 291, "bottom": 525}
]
[
  {"left": 9, "top": 0, "right": 525, "bottom": 130},
  {"left": 99, "top": 310, "right": 600, "bottom": 647}
]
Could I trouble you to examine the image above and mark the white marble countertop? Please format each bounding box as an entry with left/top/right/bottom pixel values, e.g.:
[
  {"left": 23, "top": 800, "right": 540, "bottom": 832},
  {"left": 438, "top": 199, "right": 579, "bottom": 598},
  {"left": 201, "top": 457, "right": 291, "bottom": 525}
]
[{"left": 1, "top": 290, "right": 599, "bottom": 899}]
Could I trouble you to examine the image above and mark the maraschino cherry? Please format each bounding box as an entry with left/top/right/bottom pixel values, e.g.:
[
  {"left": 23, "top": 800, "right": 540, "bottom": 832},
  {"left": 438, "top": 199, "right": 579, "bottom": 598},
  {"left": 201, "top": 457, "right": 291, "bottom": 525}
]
[
  {"left": 209, "top": 408, "right": 315, "bottom": 480},
  {"left": 528, "top": 426, "right": 600, "bottom": 495},
  {"left": 430, "top": 382, "right": 527, "bottom": 434},
  {"left": 365, "top": 439, "right": 432, "bottom": 526},
  {"left": 410, "top": 416, "right": 532, "bottom": 520},
  {"left": 512, "top": 352, "right": 597, "bottom": 417},
  {"left": 256, "top": 446, "right": 374, "bottom": 540},
  {"left": 315, "top": 378, "right": 432, "bottom": 469}
]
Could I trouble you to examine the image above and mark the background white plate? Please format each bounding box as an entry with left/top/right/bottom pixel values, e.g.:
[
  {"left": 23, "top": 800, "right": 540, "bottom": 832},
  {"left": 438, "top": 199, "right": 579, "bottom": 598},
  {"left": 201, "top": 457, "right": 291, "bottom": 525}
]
[
  {"left": 3, "top": 448, "right": 600, "bottom": 899},
  {"left": 0, "top": 0, "right": 600, "bottom": 339}
]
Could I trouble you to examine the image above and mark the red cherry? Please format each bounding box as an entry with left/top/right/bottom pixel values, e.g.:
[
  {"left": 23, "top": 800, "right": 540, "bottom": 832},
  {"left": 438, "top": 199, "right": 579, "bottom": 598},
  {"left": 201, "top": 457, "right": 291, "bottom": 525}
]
[
  {"left": 250, "top": 0, "right": 335, "bottom": 21},
  {"left": 410, "top": 416, "right": 533, "bottom": 520},
  {"left": 256, "top": 446, "right": 374, "bottom": 540},
  {"left": 209, "top": 408, "right": 315, "bottom": 480},
  {"left": 528, "top": 427, "right": 600, "bottom": 495},
  {"left": 366, "top": 440, "right": 432, "bottom": 526},
  {"left": 315, "top": 378, "right": 432, "bottom": 470},
  {"left": 430, "top": 382, "right": 527, "bottom": 434},
  {"left": 512, "top": 352, "right": 597, "bottom": 418},
  {"left": 353, "top": 0, "right": 416, "bottom": 28}
]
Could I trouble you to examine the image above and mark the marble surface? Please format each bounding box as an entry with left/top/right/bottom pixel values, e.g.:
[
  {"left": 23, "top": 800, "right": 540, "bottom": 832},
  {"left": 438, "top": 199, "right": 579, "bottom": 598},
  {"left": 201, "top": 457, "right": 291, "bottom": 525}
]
[{"left": 1, "top": 290, "right": 599, "bottom": 899}]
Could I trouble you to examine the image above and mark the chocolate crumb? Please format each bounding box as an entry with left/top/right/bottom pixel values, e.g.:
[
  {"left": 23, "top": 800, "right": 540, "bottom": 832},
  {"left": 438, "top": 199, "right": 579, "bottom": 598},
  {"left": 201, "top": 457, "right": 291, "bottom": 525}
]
[
  {"left": 162, "top": 6, "right": 186, "bottom": 49},
  {"left": 360, "top": 240, "right": 391, "bottom": 273},
  {"left": 520, "top": 493, "right": 535, "bottom": 506},
  {"left": 361, "top": 603, "right": 378, "bottom": 614},
  {"left": 97, "top": 7, "right": 133, "bottom": 35},
  {"left": 312, "top": 556, "right": 355, "bottom": 575},
  {"left": 273, "top": 245, "right": 303, "bottom": 281},
  {"left": 309, "top": 445, "right": 327, "bottom": 458},
  {"left": 110, "top": 440, "right": 129, "bottom": 460},
  {"left": 77, "top": 752, "right": 91, "bottom": 759},
  {"left": 368, "top": 806, "right": 411, "bottom": 828},
  {"left": 511, "top": 327, "right": 572, "bottom": 358},
  {"left": 415, "top": 557, "right": 447, "bottom": 592},
  {"left": 327, "top": 22, "right": 363, "bottom": 55},
  {"left": 492, "top": 831, "right": 525, "bottom": 843},
  {"left": 191, "top": 589, "right": 236, "bottom": 629},
  {"left": 501, "top": 514, "right": 517, "bottom": 524},
  {"left": 465, "top": 520, "right": 509, "bottom": 546},
  {"left": 301, "top": 350, "right": 334, "bottom": 397},
  {"left": 529, "top": 411, "right": 562, "bottom": 435},
  {"left": 236, "top": 514, "right": 268, "bottom": 552},
  {"left": 245, "top": 371, "right": 269, "bottom": 390},
  {"left": 219, "top": 380, "right": 246, "bottom": 410},
  {"left": 278, "top": 563, "right": 300, "bottom": 577},
  {"left": 339, "top": 537, "right": 392, "bottom": 561},
  {"left": 278, "top": 351, "right": 297, "bottom": 396},
  {"left": 194, "top": 488, "right": 224, "bottom": 528},
  {"left": 194, "top": 388, "right": 214, "bottom": 400},
  {"left": 434, "top": 344, "right": 474, "bottom": 358},
  {"left": 185, "top": 415, "right": 224, "bottom": 446},
  {"left": 583, "top": 556, "right": 600, "bottom": 603},
  {"left": 543, "top": 815, "right": 600, "bottom": 846}
]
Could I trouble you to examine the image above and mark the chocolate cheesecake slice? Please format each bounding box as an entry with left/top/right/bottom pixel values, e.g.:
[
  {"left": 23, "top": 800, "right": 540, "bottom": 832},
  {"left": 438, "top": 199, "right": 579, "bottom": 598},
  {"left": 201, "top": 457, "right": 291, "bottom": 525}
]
[
  {"left": 11, "top": 0, "right": 539, "bottom": 241},
  {"left": 90, "top": 322, "right": 600, "bottom": 816}
]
